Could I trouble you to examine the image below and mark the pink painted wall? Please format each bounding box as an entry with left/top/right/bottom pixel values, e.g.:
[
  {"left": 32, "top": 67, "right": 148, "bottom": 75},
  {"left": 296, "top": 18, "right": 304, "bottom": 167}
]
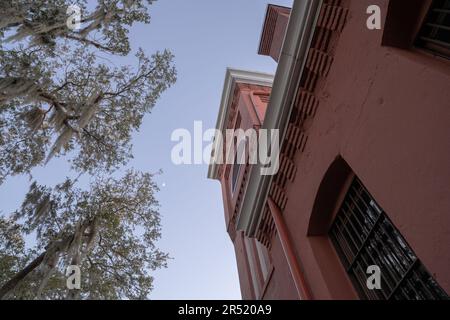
[
  {"left": 263, "top": 0, "right": 450, "bottom": 299},
  {"left": 217, "top": 83, "right": 272, "bottom": 299},
  {"left": 218, "top": 0, "right": 449, "bottom": 299}
]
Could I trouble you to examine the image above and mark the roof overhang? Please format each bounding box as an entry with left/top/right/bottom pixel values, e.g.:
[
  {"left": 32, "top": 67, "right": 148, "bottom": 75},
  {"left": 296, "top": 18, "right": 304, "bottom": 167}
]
[
  {"left": 258, "top": 4, "right": 292, "bottom": 57},
  {"left": 207, "top": 68, "right": 273, "bottom": 180},
  {"left": 237, "top": 0, "right": 324, "bottom": 236}
]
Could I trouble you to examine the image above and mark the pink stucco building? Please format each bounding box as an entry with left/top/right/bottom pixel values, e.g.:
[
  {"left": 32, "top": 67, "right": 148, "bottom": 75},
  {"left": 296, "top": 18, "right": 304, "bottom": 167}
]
[{"left": 208, "top": 0, "right": 450, "bottom": 300}]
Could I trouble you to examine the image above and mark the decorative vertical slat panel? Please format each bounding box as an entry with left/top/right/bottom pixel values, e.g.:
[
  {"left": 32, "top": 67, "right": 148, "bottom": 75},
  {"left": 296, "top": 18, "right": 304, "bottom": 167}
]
[{"left": 317, "top": 4, "right": 348, "bottom": 32}]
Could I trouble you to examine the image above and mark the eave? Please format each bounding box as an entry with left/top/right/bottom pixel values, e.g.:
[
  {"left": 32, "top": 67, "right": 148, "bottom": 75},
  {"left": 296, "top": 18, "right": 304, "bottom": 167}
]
[
  {"left": 207, "top": 68, "right": 273, "bottom": 181},
  {"left": 236, "top": 0, "right": 324, "bottom": 236}
]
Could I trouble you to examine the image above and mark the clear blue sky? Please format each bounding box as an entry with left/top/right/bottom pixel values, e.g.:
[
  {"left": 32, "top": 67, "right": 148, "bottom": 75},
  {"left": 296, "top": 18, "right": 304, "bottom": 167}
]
[{"left": 0, "top": 0, "right": 292, "bottom": 299}]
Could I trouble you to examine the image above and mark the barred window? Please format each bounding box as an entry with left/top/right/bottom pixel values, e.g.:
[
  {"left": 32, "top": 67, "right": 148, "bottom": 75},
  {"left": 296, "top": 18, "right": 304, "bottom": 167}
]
[
  {"left": 330, "top": 177, "right": 448, "bottom": 300},
  {"left": 416, "top": 0, "right": 450, "bottom": 59}
]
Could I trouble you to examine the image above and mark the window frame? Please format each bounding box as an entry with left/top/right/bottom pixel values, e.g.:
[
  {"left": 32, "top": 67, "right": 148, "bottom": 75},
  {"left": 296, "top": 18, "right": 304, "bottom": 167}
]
[
  {"left": 329, "top": 176, "right": 449, "bottom": 300},
  {"left": 415, "top": 0, "right": 450, "bottom": 59},
  {"left": 229, "top": 113, "right": 243, "bottom": 195}
]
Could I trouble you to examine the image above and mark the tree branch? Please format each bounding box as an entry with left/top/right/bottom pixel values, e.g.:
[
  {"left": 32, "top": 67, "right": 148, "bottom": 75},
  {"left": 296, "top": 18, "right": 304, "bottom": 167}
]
[{"left": 0, "top": 252, "right": 45, "bottom": 299}]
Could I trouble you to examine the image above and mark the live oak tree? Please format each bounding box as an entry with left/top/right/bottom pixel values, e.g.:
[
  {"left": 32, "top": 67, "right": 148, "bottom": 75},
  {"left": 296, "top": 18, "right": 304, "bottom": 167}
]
[
  {"left": 0, "top": 0, "right": 175, "bottom": 300},
  {"left": 0, "top": 171, "right": 169, "bottom": 300},
  {"left": 0, "top": 216, "right": 29, "bottom": 290},
  {"left": 0, "top": 0, "right": 177, "bottom": 184},
  {"left": 0, "top": 46, "right": 176, "bottom": 183},
  {"left": 0, "top": 0, "right": 155, "bottom": 56}
]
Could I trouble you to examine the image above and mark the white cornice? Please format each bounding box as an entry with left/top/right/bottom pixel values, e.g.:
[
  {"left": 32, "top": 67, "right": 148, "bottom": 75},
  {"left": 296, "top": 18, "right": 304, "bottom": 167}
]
[
  {"left": 207, "top": 68, "right": 273, "bottom": 180},
  {"left": 236, "top": 0, "right": 324, "bottom": 236}
]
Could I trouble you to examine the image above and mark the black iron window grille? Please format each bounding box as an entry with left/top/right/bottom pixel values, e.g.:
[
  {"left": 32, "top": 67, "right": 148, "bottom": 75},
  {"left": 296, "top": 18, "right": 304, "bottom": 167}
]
[
  {"left": 330, "top": 177, "right": 449, "bottom": 300},
  {"left": 416, "top": 0, "right": 450, "bottom": 59}
]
